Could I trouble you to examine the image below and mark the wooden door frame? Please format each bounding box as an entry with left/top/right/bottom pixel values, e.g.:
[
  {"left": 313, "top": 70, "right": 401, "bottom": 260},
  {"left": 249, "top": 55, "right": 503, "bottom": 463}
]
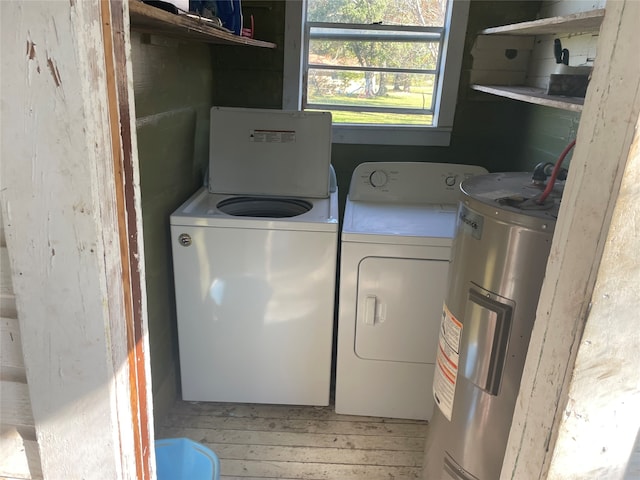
[
  {"left": 101, "top": 1, "right": 154, "bottom": 478},
  {"left": 0, "top": 1, "right": 154, "bottom": 478},
  {"left": 502, "top": 0, "right": 640, "bottom": 478}
]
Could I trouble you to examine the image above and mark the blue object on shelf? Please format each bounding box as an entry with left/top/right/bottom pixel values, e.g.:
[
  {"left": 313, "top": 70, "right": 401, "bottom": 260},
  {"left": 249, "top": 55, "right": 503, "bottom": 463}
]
[
  {"left": 189, "top": 0, "right": 243, "bottom": 35},
  {"left": 155, "top": 438, "right": 220, "bottom": 480},
  {"left": 215, "top": 0, "right": 243, "bottom": 35}
]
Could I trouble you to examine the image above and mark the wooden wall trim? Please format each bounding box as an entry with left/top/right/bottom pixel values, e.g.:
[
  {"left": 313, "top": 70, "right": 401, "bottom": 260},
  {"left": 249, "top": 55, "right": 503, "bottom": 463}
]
[
  {"left": 101, "top": 0, "right": 155, "bottom": 477},
  {"left": 0, "top": 1, "right": 151, "bottom": 477},
  {"left": 0, "top": 206, "right": 41, "bottom": 478},
  {"left": 502, "top": 1, "right": 640, "bottom": 478},
  {"left": 547, "top": 102, "right": 640, "bottom": 480}
]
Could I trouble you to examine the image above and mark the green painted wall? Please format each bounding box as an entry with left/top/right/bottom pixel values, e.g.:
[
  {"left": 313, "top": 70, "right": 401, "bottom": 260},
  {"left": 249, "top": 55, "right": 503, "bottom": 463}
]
[
  {"left": 511, "top": 104, "right": 580, "bottom": 171},
  {"left": 131, "top": 32, "right": 215, "bottom": 422},
  {"left": 209, "top": 1, "right": 286, "bottom": 108}
]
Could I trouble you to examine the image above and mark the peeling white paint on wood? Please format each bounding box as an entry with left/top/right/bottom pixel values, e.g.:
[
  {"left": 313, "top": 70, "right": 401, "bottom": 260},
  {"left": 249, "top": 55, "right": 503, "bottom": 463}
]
[
  {"left": 502, "top": 0, "right": 640, "bottom": 478},
  {"left": 0, "top": 426, "right": 43, "bottom": 480},
  {"left": 545, "top": 107, "right": 640, "bottom": 480},
  {"left": 0, "top": 225, "right": 17, "bottom": 317},
  {"left": 1, "top": 194, "right": 39, "bottom": 478},
  {"left": 1, "top": 381, "right": 34, "bottom": 429},
  {"left": 0, "top": 1, "right": 148, "bottom": 478},
  {"left": 101, "top": 0, "right": 156, "bottom": 476},
  {"left": 1, "top": 317, "right": 25, "bottom": 372},
  {"left": 1, "top": 248, "right": 14, "bottom": 295}
]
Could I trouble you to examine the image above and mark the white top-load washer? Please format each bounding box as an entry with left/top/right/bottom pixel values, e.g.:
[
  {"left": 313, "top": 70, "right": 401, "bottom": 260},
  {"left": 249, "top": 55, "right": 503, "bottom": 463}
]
[
  {"left": 170, "top": 107, "right": 339, "bottom": 406},
  {"left": 335, "top": 162, "right": 487, "bottom": 420}
]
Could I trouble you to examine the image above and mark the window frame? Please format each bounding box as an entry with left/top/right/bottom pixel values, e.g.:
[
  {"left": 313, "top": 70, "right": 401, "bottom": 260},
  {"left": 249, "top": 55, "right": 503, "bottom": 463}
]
[{"left": 282, "top": 0, "right": 471, "bottom": 146}]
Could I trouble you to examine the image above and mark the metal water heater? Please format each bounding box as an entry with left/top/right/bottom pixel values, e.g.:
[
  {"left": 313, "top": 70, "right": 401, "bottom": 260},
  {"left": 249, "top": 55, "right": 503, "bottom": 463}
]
[{"left": 423, "top": 172, "right": 563, "bottom": 480}]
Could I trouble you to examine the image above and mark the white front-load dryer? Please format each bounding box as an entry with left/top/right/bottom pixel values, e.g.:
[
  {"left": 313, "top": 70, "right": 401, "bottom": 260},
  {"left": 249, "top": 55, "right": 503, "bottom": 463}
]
[
  {"left": 335, "top": 162, "right": 487, "bottom": 419},
  {"left": 170, "top": 107, "right": 338, "bottom": 406}
]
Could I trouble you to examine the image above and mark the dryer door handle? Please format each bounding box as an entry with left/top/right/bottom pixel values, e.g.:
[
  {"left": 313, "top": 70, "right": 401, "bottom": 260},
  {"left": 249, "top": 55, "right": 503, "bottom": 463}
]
[{"left": 364, "top": 295, "right": 377, "bottom": 325}]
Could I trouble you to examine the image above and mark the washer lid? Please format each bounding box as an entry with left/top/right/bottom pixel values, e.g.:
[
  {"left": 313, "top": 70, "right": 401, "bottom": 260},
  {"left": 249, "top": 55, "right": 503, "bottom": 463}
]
[{"left": 209, "top": 107, "right": 332, "bottom": 198}]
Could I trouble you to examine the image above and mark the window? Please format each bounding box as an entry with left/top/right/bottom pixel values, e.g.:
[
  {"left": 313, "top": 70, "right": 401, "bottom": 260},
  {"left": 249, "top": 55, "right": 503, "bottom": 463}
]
[{"left": 283, "top": 0, "right": 470, "bottom": 145}]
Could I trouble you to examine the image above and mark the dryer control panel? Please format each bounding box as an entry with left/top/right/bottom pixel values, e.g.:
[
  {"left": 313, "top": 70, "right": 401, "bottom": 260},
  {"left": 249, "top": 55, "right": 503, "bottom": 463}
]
[{"left": 349, "top": 162, "right": 488, "bottom": 204}]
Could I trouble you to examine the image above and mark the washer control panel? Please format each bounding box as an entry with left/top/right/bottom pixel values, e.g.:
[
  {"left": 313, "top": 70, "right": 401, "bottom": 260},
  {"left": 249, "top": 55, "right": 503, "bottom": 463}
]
[{"left": 350, "top": 162, "right": 488, "bottom": 204}]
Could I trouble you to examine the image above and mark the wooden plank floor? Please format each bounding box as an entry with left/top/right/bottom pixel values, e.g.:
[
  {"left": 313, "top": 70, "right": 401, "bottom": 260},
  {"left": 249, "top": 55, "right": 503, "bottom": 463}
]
[{"left": 157, "top": 401, "right": 429, "bottom": 479}]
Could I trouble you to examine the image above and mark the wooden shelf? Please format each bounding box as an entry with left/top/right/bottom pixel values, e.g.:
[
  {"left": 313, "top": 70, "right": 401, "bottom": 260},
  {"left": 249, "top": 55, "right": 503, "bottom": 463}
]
[
  {"left": 470, "top": 9, "right": 603, "bottom": 110},
  {"left": 480, "top": 8, "right": 605, "bottom": 36},
  {"left": 471, "top": 85, "right": 584, "bottom": 112},
  {"left": 129, "top": 1, "right": 276, "bottom": 48}
]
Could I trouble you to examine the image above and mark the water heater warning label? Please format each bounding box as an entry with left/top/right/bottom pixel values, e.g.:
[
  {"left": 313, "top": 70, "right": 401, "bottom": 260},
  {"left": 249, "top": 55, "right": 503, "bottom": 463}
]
[
  {"left": 250, "top": 129, "right": 296, "bottom": 143},
  {"left": 433, "top": 304, "right": 462, "bottom": 421}
]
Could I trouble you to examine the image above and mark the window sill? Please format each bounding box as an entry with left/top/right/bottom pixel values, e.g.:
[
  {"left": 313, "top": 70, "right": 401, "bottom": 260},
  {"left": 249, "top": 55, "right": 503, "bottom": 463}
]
[{"left": 330, "top": 125, "right": 452, "bottom": 146}]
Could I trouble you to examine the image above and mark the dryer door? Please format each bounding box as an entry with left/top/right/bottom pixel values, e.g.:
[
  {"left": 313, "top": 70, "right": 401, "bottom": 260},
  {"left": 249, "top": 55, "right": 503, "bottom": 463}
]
[{"left": 355, "top": 256, "right": 448, "bottom": 364}]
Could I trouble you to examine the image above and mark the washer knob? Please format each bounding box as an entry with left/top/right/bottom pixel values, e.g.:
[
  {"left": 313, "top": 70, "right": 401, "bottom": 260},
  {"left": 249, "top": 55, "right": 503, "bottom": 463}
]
[
  {"left": 445, "top": 175, "right": 457, "bottom": 187},
  {"left": 369, "top": 170, "right": 388, "bottom": 188},
  {"left": 178, "top": 233, "right": 192, "bottom": 247}
]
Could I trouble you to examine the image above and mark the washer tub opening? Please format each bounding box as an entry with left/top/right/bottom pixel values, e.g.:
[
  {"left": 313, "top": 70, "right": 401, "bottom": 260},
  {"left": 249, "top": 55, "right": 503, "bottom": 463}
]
[{"left": 217, "top": 197, "right": 313, "bottom": 218}]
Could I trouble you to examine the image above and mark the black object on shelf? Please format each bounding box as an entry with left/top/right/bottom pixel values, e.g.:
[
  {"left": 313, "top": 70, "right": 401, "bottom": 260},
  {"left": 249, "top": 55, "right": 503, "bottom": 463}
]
[
  {"left": 547, "top": 74, "right": 589, "bottom": 98},
  {"left": 142, "top": 0, "right": 180, "bottom": 14}
]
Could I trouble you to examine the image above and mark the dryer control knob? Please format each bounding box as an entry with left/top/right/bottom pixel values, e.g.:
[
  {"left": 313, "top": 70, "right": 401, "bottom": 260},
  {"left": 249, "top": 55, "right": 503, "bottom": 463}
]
[
  {"left": 369, "top": 170, "right": 388, "bottom": 188},
  {"left": 445, "top": 175, "right": 457, "bottom": 187}
]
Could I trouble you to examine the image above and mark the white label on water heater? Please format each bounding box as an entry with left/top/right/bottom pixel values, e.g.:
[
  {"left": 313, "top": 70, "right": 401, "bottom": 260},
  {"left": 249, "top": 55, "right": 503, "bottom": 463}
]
[
  {"left": 433, "top": 303, "right": 462, "bottom": 421},
  {"left": 250, "top": 129, "right": 296, "bottom": 143}
]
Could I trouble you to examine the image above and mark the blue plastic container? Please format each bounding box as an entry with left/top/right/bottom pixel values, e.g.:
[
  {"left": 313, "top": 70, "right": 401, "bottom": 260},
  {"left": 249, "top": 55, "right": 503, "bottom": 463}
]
[{"left": 155, "top": 438, "right": 220, "bottom": 480}]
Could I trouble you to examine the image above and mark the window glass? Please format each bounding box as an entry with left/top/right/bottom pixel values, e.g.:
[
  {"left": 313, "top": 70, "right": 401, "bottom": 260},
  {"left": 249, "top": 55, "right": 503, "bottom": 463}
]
[
  {"left": 283, "top": 0, "right": 469, "bottom": 145},
  {"left": 304, "top": 0, "right": 451, "bottom": 127},
  {"left": 306, "top": 0, "right": 447, "bottom": 26}
]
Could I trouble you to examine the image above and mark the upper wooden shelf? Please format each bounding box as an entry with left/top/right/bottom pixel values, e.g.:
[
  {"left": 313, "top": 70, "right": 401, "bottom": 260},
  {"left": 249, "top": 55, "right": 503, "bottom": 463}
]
[
  {"left": 129, "top": 1, "right": 276, "bottom": 48},
  {"left": 479, "top": 8, "right": 605, "bottom": 36},
  {"left": 470, "top": 9, "right": 605, "bottom": 111}
]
